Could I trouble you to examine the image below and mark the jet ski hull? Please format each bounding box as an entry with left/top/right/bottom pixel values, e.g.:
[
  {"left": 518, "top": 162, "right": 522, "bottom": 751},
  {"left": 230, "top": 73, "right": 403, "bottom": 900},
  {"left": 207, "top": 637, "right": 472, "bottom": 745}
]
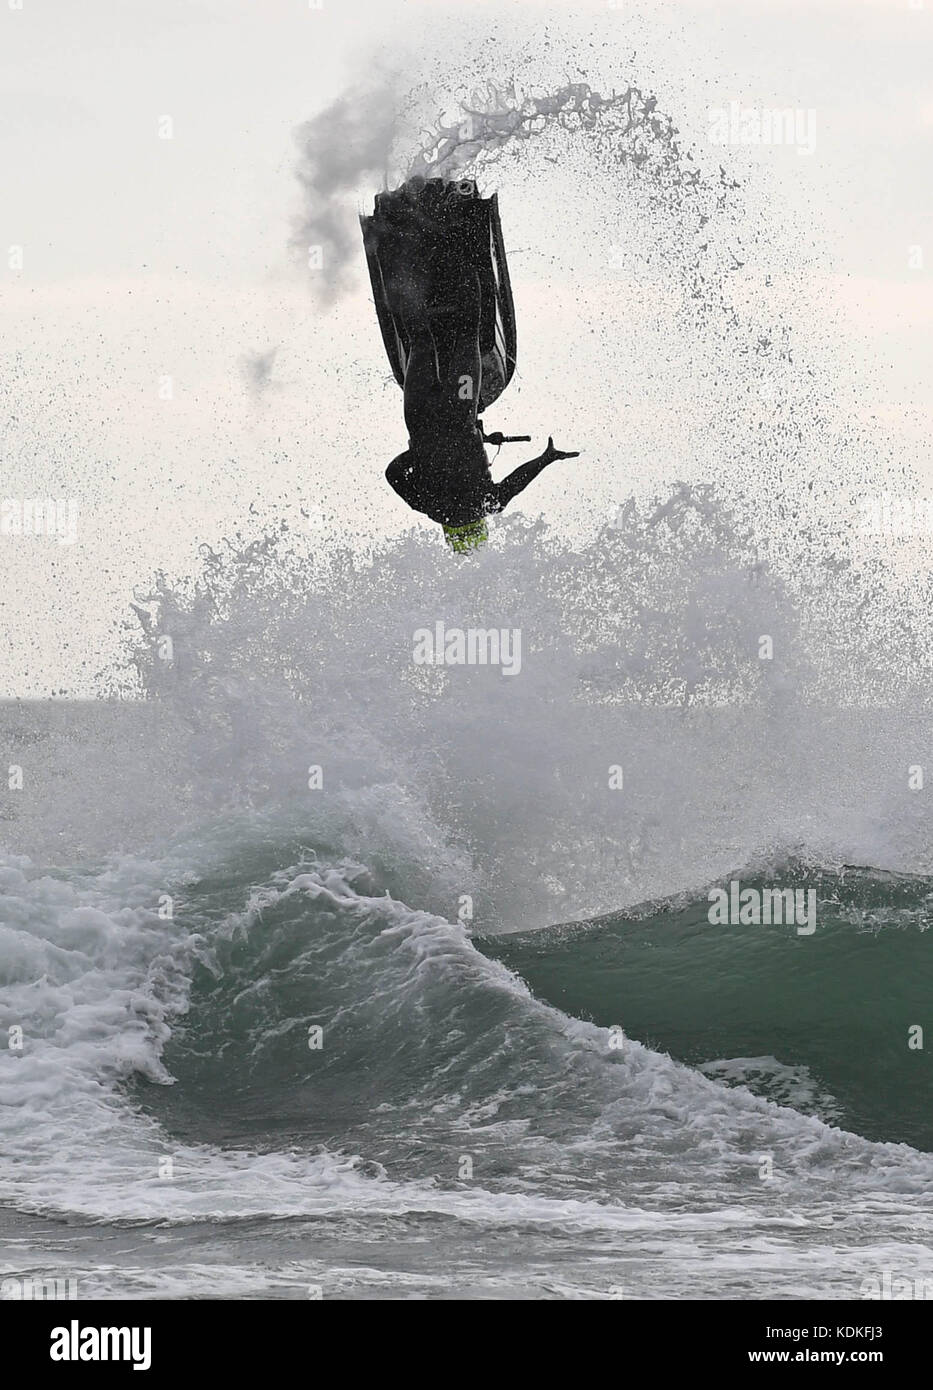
[{"left": 360, "top": 178, "right": 517, "bottom": 413}]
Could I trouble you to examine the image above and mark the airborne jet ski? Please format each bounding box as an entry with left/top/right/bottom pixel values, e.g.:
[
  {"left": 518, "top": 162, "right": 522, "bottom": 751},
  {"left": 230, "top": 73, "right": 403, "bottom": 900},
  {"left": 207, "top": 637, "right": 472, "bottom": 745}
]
[
  {"left": 360, "top": 177, "right": 579, "bottom": 554},
  {"left": 359, "top": 176, "right": 518, "bottom": 413}
]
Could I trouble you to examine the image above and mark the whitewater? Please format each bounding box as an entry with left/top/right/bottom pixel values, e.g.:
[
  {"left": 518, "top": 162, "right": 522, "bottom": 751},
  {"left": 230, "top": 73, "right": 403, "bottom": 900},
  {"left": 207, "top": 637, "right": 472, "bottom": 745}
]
[{"left": 3, "top": 70, "right": 933, "bottom": 1299}]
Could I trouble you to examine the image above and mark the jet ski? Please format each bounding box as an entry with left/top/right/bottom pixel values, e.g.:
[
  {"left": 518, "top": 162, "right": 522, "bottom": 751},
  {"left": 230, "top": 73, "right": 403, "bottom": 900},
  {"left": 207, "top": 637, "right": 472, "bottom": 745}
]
[{"left": 359, "top": 176, "right": 518, "bottom": 413}]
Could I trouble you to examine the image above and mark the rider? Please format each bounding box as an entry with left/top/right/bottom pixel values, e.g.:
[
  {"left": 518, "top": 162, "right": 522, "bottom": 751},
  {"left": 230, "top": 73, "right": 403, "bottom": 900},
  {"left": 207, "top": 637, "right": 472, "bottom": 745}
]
[{"left": 385, "top": 265, "right": 580, "bottom": 553}]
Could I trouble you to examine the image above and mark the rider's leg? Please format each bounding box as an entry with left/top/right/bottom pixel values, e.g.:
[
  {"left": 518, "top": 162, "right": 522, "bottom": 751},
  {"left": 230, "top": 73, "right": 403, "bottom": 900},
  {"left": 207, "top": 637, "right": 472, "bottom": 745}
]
[
  {"left": 429, "top": 268, "right": 482, "bottom": 430},
  {"left": 400, "top": 266, "right": 482, "bottom": 436},
  {"left": 402, "top": 324, "right": 441, "bottom": 437}
]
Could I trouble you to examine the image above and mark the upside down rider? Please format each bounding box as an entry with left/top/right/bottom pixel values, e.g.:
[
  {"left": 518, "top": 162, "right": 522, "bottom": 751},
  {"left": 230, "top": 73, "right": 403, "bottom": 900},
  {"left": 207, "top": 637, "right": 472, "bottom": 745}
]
[{"left": 361, "top": 177, "right": 580, "bottom": 553}]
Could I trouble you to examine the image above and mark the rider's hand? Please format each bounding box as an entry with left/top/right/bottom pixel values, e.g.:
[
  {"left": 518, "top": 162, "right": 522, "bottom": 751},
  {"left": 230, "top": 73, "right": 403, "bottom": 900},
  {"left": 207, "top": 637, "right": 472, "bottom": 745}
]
[{"left": 543, "top": 436, "right": 581, "bottom": 463}]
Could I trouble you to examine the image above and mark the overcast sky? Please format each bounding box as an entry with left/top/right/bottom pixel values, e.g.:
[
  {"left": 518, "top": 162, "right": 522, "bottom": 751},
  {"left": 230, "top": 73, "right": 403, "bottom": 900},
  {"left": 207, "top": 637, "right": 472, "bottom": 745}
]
[{"left": 1, "top": 0, "right": 931, "bottom": 695}]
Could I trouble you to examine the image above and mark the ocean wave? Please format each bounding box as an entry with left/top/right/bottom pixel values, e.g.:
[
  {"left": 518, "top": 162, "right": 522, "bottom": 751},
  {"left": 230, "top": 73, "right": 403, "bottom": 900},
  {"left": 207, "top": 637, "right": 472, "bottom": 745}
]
[{"left": 3, "top": 837, "right": 932, "bottom": 1234}]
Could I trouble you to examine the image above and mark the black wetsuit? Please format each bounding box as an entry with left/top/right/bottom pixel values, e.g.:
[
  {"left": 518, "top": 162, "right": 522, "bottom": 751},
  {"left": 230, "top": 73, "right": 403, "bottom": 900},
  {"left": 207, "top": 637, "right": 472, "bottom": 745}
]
[
  {"left": 386, "top": 429, "right": 558, "bottom": 526},
  {"left": 386, "top": 428, "right": 496, "bottom": 526},
  {"left": 378, "top": 189, "right": 562, "bottom": 524}
]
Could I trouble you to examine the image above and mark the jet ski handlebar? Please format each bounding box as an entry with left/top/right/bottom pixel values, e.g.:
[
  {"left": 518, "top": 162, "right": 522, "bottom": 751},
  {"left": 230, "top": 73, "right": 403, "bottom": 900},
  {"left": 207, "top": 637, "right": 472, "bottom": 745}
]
[{"left": 482, "top": 431, "right": 531, "bottom": 447}]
